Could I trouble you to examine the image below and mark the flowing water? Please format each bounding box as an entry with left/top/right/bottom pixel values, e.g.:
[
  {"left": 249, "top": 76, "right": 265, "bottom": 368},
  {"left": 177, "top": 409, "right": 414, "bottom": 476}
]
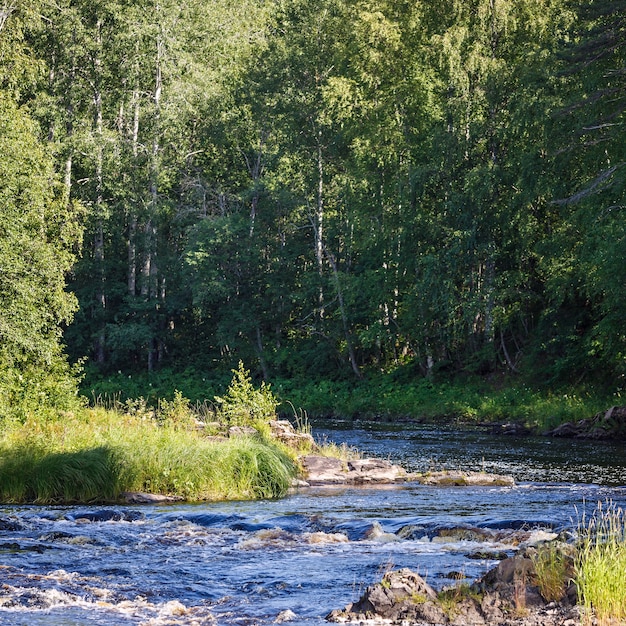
[{"left": 1, "top": 423, "right": 626, "bottom": 626}]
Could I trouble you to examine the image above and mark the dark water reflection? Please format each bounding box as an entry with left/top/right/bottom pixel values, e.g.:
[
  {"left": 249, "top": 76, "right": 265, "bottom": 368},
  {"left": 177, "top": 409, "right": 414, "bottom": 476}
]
[{"left": 0, "top": 424, "right": 625, "bottom": 625}]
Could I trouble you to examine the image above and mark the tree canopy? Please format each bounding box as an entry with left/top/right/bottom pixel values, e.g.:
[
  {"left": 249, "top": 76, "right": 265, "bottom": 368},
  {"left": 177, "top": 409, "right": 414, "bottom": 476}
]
[{"left": 0, "top": 0, "right": 624, "bottom": 403}]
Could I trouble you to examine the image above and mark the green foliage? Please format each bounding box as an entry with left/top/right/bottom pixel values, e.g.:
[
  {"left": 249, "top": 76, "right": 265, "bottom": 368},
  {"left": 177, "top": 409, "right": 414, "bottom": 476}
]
[
  {"left": 157, "top": 390, "right": 197, "bottom": 429},
  {"left": 0, "top": 87, "right": 82, "bottom": 423},
  {"left": 82, "top": 364, "right": 610, "bottom": 431},
  {"left": 437, "top": 583, "right": 482, "bottom": 618},
  {"left": 576, "top": 502, "right": 626, "bottom": 625},
  {"left": 215, "top": 362, "right": 278, "bottom": 427},
  {"left": 0, "top": 0, "right": 623, "bottom": 406}
]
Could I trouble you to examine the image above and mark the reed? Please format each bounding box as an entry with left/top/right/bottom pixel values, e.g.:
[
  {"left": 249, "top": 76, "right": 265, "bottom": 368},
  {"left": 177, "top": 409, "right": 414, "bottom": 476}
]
[
  {"left": 530, "top": 542, "right": 568, "bottom": 602},
  {"left": 0, "top": 408, "right": 295, "bottom": 504},
  {"left": 576, "top": 501, "right": 626, "bottom": 625}
]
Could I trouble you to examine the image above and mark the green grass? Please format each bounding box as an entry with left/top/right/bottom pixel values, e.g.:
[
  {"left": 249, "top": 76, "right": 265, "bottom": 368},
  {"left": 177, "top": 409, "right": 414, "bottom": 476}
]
[
  {"left": 275, "top": 375, "right": 610, "bottom": 432},
  {"left": 530, "top": 542, "right": 568, "bottom": 602},
  {"left": 0, "top": 407, "right": 296, "bottom": 504},
  {"left": 576, "top": 501, "right": 626, "bottom": 625}
]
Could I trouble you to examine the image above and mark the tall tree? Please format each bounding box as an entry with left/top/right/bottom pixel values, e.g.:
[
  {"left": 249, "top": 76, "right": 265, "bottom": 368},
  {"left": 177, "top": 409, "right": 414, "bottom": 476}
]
[{"left": 0, "top": 2, "right": 83, "bottom": 419}]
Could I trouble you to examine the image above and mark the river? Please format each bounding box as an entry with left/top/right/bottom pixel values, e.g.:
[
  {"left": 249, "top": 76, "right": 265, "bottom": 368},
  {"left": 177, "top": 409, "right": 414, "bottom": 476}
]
[{"left": 1, "top": 423, "right": 625, "bottom": 625}]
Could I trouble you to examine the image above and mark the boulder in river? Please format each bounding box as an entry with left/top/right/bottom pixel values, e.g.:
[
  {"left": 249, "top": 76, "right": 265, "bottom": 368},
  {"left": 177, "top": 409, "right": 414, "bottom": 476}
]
[{"left": 299, "top": 457, "right": 516, "bottom": 488}]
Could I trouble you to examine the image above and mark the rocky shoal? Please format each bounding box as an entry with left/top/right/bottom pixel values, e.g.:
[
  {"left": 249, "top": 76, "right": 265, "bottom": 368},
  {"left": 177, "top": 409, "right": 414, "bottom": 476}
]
[
  {"left": 327, "top": 549, "right": 581, "bottom": 626},
  {"left": 297, "top": 454, "right": 515, "bottom": 488},
  {"left": 490, "top": 405, "right": 626, "bottom": 441}
]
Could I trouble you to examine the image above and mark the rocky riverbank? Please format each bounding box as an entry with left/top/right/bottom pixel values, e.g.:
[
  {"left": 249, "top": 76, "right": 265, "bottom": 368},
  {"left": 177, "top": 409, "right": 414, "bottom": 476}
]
[
  {"left": 327, "top": 548, "right": 582, "bottom": 626},
  {"left": 544, "top": 405, "right": 626, "bottom": 440},
  {"left": 488, "top": 405, "right": 626, "bottom": 441},
  {"left": 296, "top": 454, "right": 515, "bottom": 488}
]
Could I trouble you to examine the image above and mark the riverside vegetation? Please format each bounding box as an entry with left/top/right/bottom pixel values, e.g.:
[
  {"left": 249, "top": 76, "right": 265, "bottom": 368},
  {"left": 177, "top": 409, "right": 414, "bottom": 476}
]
[
  {"left": 1, "top": 2, "right": 626, "bottom": 622},
  {"left": 0, "top": 364, "right": 318, "bottom": 504}
]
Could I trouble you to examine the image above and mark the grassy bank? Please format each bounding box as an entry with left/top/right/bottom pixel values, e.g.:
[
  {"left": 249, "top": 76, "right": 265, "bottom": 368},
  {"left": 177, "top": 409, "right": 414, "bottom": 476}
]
[
  {"left": 0, "top": 366, "right": 301, "bottom": 504},
  {"left": 83, "top": 366, "right": 617, "bottom": 432},
  {"left": 0, "top": 408, "right": 296, "bottom": 504},
  {"left": 277, "top": 376, "right": 613, "bottom": 430}
]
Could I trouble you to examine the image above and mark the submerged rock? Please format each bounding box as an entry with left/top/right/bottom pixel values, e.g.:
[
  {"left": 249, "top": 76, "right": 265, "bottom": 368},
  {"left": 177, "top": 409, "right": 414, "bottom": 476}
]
[{"left": 416, "top": 470, "right": 515, "bottom": 487}]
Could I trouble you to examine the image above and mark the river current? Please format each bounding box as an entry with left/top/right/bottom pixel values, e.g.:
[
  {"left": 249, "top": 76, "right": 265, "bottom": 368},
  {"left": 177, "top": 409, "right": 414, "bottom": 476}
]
[{"left": 1, "top": 423, "right": 626, "bottom": 626}]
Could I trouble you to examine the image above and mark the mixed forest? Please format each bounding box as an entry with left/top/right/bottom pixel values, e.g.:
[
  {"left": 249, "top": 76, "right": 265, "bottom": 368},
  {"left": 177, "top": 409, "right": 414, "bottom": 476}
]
[{"left": 1, "top": 0, "right": 625, "bottom": 418}]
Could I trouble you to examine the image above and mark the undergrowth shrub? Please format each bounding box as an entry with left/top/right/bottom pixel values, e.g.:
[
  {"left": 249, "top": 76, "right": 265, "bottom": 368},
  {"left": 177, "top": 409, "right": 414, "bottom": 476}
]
[{"left": 215, "top": 361, "right": 277, "bottom": 427}]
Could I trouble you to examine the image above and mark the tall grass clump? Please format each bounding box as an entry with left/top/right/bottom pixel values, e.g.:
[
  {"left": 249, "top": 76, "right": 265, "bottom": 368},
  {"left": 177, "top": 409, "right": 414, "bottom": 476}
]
[
  {"left": 576, "top": 501, "right": 626, "bottom": 625},
  {"left": 530, "top": 542, "right": 568, "bottom": 602},
  {"left": 0, "top": 398, "right": 296, "bottom": 504},
  {"left": 112, "top": 426, "right": 295, "bottom": 500}
]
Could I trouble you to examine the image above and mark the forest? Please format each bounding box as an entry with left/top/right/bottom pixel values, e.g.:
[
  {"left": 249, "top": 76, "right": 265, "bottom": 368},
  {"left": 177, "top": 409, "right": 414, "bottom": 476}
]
[{"left": 0, "top": 0, "right": 625, "bottom": 418}]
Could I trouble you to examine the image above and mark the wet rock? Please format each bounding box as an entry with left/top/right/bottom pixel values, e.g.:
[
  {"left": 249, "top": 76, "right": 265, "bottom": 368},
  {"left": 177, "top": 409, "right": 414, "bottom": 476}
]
[
  {"left": 38, "top": 531, "right": 75, "bottom": 542},
  {"left": 69, "top": 509, "right": 147, "bottom": 521},
  {"left": 346, "top": 458, "right": 407, "bottom": 483},
  {"left": 466, "top": 550, "right": 510, "bottom": 560},
  {"left": 416, "top": 470, "right": 515, "bottom": 487},
  {"left": 327, "top": 568, "right": 446, "bottom": 624},
  {"left": 120, "top": 492, "right": 184, "bottom": 504},
  {"left": 300, "top": 455, "right": 408, "bottom": 486},
  {"left": 434, "top": 525, "right": 498, "bottom": 543},
  {"left": 0, "top": 542, "right": 47, "bottom": 554},
  {"left": 275, "top": 609, "right": 298, "bottom": 622},
  {"left": 301, "top": 456, "right": 347, "bottom": 485},
  {"left": 396, "top": 523, "right": 428, "bottom": 540},
  {"left": 328, "top": 548, "right": 580, "bottom": 626},
  {"left": 0, "top": 517, "right": 23, "bottom": 532}
]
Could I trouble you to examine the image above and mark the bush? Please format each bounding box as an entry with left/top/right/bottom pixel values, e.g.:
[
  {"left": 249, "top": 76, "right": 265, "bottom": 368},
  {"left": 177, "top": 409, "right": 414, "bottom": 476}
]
[{"left": 214, "top": 361, "right": 278, "bottom": 427}]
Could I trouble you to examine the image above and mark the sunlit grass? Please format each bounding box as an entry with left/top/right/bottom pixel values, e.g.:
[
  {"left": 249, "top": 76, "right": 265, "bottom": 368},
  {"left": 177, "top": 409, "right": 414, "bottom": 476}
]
[
  {"left": 530, "top": 542, "right": 568, "bottom": 603},
  {"left": 576, "top": 501, "right": 626, "bottom": 625},
  {"left": 0, "top": 407, "right": 296, "bottom": 504}
]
